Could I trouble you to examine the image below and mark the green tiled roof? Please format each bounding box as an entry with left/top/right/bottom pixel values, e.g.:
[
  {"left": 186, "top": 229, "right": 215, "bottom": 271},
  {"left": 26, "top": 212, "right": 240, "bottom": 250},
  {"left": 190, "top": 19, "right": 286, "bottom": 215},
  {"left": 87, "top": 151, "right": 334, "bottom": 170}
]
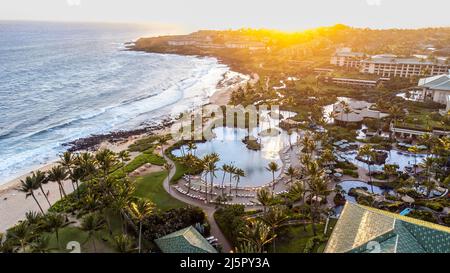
[
  {"left": 325, "top": 203, "right": 450, "bottom": 253},
  {"left": 154, "top": 226, "right": 218, "bottom": 253}
]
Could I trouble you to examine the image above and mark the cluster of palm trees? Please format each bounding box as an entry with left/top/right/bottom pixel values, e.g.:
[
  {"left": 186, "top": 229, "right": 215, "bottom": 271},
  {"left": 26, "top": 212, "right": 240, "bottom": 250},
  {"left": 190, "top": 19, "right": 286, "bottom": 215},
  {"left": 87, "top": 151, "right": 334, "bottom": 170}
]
[
  {"left": 177, "top": 142, "right": 247, "bottom": 201},
  {"left": 4, "top": 148, "right": 159, "bottom": 253},
  {"left": 235, "top": 132, "right": 333, "bottom": 253}
]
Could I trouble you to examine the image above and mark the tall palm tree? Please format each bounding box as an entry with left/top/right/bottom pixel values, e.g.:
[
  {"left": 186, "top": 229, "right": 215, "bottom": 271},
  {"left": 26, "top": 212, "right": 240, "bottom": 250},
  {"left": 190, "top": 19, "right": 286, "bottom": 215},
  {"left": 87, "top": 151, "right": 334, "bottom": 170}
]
[
  {"left": 305, "top": 169, "right": 330, "bottom": 236},
  {"left": 157, "top": 136, "right": 170, "bottom": 156},
  {"left": 259, "top": 206, "right": 288, "bottom": 252},
  {"left": 420, "top": 157, "right": 435, "bottom": 196},
  {"left": 128, "top": 200, "right": 154, "bottom": 253},
  {"left": 408, "top": 145, "right": 420, "bottom": 174},
  {"left": 17, "top": 176, "right": 44, "bottom": 214},
  {"left": 183, "top": 154, "right": 197, "bottom": 194},
  {"left": 266, "top": 162, "right": 280, "bottom": 196},
  {"left": 256, "top": 187, "right": 272, "bottom": 213},
  {"left": 187, "top": 141, "right": 197, "bottom": 156},
  {"left": 238, "top": 219, "right": 275, "bottom": 253},
  {"left": 33, "top": 171, "right": 51, "bottom": 208},
  {"left": 285, "top": 166, "right": 298, "bottom": 186},
  {"left": 47, "top": 165, "right": 68, "bottom": 199},
  {"left": 95, "top": 149, "right": 118, "bottom": 180},
  {"left": 233, "top": 168, "right": 245, "bottom": 195},
  {"left": 81, "top": 213, "right": 105, "bottom": 253},
  {"left": 220, "top": 164, "right": 230, "bottom": 196},
  {"left": 9, "top": 221, "right": 35, "bottom": 252},
  {"left": 163, "top": 162, "right": 174, "bottom": 189},
  {"left": 358, "top": 144, "right": 376, "bottom": 193},
  {"left": 118, "top": 150, "right": 131, "bottom": 174},
  {"left": 45, "top": 213, "right": 71, "bottom": 250},
  {"left": 383, "top": 164, "right": 399, "bottom": 183},
  {"left": 228, "top": 164, "right": 237, "bottom": 195}
]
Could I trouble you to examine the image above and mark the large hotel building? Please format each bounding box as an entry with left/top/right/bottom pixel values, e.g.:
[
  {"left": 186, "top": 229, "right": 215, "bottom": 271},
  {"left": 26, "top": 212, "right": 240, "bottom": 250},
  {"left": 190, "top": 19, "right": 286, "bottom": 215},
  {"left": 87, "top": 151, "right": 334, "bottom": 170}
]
[{"left": 331, "top": 49, "right": 450, "bottom": 78}]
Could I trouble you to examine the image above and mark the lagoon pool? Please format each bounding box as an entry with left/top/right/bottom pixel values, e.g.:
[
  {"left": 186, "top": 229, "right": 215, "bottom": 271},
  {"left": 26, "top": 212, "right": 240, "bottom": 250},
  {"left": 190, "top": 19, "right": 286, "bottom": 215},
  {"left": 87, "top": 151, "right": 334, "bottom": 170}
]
[
  {"left": 338, "top": 149, "right": 428, "bottom": 172},
  {"left": 171, "top": 111, "right": 298, "bottom": 187},
  {"left": 338, "top": 180, "right": 393, "bottom": 203}
]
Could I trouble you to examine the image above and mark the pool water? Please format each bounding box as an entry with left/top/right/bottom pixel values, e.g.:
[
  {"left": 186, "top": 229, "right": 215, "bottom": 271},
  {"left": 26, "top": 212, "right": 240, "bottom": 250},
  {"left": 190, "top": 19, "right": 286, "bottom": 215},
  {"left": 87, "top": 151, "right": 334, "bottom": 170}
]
[
  {"left": 338, "top": 180, "right": 394, "bottom": 203},
  {"left": 338, "top": 149, "right": 428, "bottom": 172},
  {"left": 171, "top": 111, "right": 298, "bottom": 187}
]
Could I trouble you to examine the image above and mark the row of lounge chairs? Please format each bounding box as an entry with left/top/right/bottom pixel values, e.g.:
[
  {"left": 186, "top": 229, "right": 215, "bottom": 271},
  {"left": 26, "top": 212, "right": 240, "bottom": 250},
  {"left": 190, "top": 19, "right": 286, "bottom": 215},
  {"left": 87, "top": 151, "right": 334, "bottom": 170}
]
[{"left": 174, "top": 186, "right": 206, "bottom": 201}]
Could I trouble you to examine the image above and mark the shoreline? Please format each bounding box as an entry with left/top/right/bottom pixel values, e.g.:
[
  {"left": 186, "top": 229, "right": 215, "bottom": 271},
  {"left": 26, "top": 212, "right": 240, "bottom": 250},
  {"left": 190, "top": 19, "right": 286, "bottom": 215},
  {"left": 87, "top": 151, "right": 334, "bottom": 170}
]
[{"left": 0, "top": 66, "right": 252, "bottom": 232}]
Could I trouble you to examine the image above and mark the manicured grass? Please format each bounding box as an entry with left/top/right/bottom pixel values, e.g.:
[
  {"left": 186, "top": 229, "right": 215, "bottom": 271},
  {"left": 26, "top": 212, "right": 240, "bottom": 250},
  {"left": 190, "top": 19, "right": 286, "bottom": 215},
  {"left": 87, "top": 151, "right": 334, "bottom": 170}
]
[
  {"left": 171, "top": 160, "right": 188, "bottom": 184},
  {"left": 45, "top": 226, "right": 113, "bottom": 253},
  {"left": 133, "top": 171, "right": 186, "bottom": 211},
  {"left": 272, "top": 223, "right": 325, "bottom": 253},
  {"left": 111, "top": 149, "right": 166, "bottom": 178}
]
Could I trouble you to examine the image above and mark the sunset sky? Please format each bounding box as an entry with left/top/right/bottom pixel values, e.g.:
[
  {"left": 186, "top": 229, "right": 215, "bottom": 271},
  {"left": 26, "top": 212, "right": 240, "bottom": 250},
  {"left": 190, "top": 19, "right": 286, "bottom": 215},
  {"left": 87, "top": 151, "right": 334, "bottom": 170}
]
[{"left": 1, "top": 0, "right": 449, "bottom": 32}]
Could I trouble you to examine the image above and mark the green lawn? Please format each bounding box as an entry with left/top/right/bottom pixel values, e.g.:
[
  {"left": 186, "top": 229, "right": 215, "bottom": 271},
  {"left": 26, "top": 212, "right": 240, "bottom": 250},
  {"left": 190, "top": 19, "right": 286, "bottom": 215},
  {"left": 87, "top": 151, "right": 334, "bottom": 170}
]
[
  {"left": 272, "top": 223, "right": 326, "bottom": 253},
  {"left": 133, "top": 171, "right": 186, "bottom": 211},
  {"left": 45, "top": 226, "right": 113, "bottom": 253},
  {"left": 170, "top": 160, "right": 188, "bottom": 184}
]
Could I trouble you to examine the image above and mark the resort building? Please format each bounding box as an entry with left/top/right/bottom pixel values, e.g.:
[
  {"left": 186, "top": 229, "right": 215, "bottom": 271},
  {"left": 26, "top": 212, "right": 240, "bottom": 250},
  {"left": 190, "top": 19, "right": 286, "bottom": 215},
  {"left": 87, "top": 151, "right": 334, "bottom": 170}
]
[
  {"left": 330, "top": 48, "right": 365, "bottom": 69},
  {"left": 324, "top": 202, "right": 450, "bottom": 253},
  {"left": 417, "top": 72, "right": 450, "bottom": 105},
  {"left": 360, "top": 56, "right": 450, "bottom": 78},
  {"left": 224, "top": 41, "right": 266, "bottom": 51},
  {"left": 390, "top": 123, "right": 449, "bottom": 138},
  {"left": 333, "top": 100, "right": 388, "bottom": 123},
  {"left": 154, "top": 226, "right": 218, "bottom": 253},
  {"left": 321, "top": 77, "right": 379, "bottom": 88}
]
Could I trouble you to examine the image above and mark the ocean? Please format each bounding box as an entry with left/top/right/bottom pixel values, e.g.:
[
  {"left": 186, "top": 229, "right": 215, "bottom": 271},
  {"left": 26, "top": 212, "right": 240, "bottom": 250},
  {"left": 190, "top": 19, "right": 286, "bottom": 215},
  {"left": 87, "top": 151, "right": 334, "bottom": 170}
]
[{"left": 0, "top": 21, "right": 229, "bottom": 184}]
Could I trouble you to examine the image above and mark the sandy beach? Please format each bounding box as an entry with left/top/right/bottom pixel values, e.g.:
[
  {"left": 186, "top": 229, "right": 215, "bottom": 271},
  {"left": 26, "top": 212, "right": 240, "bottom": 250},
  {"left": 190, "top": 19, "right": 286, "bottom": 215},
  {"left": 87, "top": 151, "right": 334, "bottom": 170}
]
[{"left": 0, "top": 70, "right": 253, "bottom": 232}]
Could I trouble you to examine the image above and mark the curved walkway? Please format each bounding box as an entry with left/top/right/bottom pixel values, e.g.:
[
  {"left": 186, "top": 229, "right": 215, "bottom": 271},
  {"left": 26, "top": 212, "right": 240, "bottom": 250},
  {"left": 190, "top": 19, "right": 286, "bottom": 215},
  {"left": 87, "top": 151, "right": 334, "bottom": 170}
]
[{"left": 162, "top": 154, "right": 233, "bottom": 253}]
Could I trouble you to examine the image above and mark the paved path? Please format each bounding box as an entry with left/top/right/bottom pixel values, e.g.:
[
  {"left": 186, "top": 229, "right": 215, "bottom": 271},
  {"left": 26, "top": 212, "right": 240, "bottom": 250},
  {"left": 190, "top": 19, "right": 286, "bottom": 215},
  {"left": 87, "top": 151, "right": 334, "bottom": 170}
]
[{"left": 162, "top": 154, "right": 233, "bottom": 253}]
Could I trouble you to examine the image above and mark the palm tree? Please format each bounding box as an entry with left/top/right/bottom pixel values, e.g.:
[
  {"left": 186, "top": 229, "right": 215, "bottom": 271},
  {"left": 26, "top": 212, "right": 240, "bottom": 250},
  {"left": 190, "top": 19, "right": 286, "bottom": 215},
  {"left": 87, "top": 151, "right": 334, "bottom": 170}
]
[
  {"left": 238, "top": 219, "right": 275, "bottom": 253},
  {"left": 420, "top": 157, "right": 435, "bottom": 196},
  {"left": 9, "top": 222, "right": 35, "bottom": 252},
  {"left": 228, "top": 164, "right": 237, "bottom": 195},
  {"left": 163, "top": 162, "right": 174, "bottom": 189},
  {"left": 266, "top": 162, "right": 280, "bottom": 196},
  {"left": 30, "top": 235, "right": 53, "bottom": 253},
  {"left": 80, "top": 213, "right": 105, "bottom": 253},
  {"left": 220, "top": 164, "right": 230, "bottom": 197},
  {"left": 128, "top": 200, "right": 154, "bottom": 253},
  {"left": 383, "top": 164, "right": 399, "bottom": 183},
  {"left": 112, "top": 234, "right": 135, "bottom": 253},
  {"left": 47, "top": 165, "right": 68, "bottom": 199},
  {"left": 408, "top": 145, "right": 420, "bottom": 174},
  {"left": 44, "top": 213, "right": 71, "bottom": 249},
  {"left": 233, "top": 168, "right": 245, "bottom": 195},
  {"left": 33, "top": 171, "right": 51, "bottom": 208},
  {"left": 284, "top": 166, "right": 298, "bottom": 185},
  {"left": 187, "top": 141, "right": 197, "bottom": 156},
  {"left": 256, "top": 187, "right": 272, "bottom": 213},
  {"left": 259, "top": 206, "right": 288, "bottom": 252},
  {"left": 319, "top": 149, "right": 335, "bottom": 167},
  {"left": 306, "top": 170, "right": 330, "bottom": 236},
  {"left": 95, "top": 149, "right": 118, "bottom": 180},
  {"left": 118, "top": 150, "right": 131, "bottom": 174},
  {"left": 157, "top": 136, "right": 170, "bottom": 156},
  {"left": 183, "top": 154, "right": 197, "bottom": 194},
  {"left": 17, "top": 176, "right": 44, "bottom": 214},
  {"left": 358, "top": 144, "right": 376, "bottom": 193}
]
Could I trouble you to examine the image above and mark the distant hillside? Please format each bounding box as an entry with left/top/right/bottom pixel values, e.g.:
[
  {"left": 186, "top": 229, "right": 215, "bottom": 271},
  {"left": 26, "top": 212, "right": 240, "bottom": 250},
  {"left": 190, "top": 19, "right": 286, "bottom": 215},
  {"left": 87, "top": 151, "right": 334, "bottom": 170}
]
[{"left": 132, "top": 25, "right": 450, "bottom": 75}]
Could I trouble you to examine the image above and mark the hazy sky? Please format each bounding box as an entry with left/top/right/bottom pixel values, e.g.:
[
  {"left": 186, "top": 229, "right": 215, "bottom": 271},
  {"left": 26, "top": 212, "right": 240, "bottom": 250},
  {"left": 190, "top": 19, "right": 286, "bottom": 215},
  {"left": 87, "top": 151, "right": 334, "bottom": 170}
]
[{"left": 1, "top": 0, "right": 449, "bottom": 33}]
